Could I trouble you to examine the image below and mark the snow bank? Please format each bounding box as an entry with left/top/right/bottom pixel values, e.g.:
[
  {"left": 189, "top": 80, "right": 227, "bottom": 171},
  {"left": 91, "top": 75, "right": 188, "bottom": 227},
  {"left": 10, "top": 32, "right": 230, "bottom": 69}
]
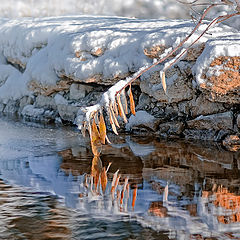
[{"left": 0, "top": 15, "right": 238, "bottom": 103}]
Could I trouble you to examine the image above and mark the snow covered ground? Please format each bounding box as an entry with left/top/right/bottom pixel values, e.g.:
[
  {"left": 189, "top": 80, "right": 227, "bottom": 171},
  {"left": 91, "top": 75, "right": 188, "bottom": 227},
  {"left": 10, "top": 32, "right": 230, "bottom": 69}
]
[{"left": 0, "top": 15, "right": 238, "bottom": 104}]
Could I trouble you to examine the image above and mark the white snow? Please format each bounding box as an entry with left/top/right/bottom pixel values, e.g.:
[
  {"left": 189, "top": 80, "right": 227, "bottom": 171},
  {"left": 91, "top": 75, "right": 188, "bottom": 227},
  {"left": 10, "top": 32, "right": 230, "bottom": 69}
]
[
  {"left": 126, "top": 110, "right": 156, "bottom": 131},
  {"left": 193, "top": 34, "right": 240, "bottom": 85},
  {"left": 0, "top": 16, "right": 237, "bottom": 103}
]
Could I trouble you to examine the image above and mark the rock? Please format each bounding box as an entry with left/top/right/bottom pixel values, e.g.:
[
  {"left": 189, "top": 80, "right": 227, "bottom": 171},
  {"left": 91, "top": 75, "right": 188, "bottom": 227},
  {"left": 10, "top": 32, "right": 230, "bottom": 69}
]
[
  {"left": 140, "top": 66, "right": 193, "bottom": 103},
  {"left": 190, "top": 95, "right": 226, "bottom": 117},
  {"left": 183, "top": 129, "right": 229, "bottom": 141},
  {"left": 199, "top": 56, "right": 240, "bottom": 104},
  {"left": 57, "top": 104, "right": 79, "bottom": 122},
  {"left": 136, "top": 93, "right": 151, "bottom": 110},
  {"left": 21, "top": 105, "right": 45, "bottom": 119},
  {"left": 69, "top": 83, "right": 94, "bottom": 100},
  {"left": 3, "top": 100, "right": 19, "bottom": 115},
  {"left": 223, "top": 135, "right": 240, "bottom": 152},
  {"left": 19, "top": 96, "right": 34, "bottom": 113},
  {"left": 0, "top": 102, "right": 5, "bottom": 112},
  {"left": 237, "top": 115, "right": 240, "bottom": 129},
  {"left": 187, "top": 112, "right": 233, "bottom": 131},
  {"left": 158, "top": 121, "right": 184, "bottom": 136},
  {"left": 35, "top": 95, "right": 57, "bottom": 110}
]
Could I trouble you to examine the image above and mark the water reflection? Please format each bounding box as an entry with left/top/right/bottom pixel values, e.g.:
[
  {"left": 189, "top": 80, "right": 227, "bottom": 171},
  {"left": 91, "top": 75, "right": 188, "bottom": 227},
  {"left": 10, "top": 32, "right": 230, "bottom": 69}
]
[{"left": 0, "top": 118, "right": 240, "bottom": 239}]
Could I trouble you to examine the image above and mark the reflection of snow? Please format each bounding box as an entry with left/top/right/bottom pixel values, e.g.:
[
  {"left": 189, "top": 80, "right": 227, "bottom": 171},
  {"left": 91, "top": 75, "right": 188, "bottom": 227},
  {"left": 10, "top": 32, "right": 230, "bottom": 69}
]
[{"left": 125, "top": 136, "right": 155, "bottom": 156}]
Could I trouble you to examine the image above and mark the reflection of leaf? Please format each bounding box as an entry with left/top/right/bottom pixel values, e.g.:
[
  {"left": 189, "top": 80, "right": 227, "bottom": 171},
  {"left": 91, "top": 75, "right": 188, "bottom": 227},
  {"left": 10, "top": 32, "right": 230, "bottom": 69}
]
[
  {"left": 91, "top": 156, "right": 102, "bottom": 191},
  {"left": 99, "top": 113, "right": 106, "bottom": 144},
  {"left": 100, "top": 167, "right": 107, "bottom": 193},
  {"left": 117, "top": 94, "right": 128, "bottom": 123},
  {"left": 111, "top": 169, "right": 119, "bottom": 194},
  {"left": 128, "top": 84, "right": 136, "bottom": 116},
  {"left": 132, "top": 186, "right": 138, "bottom": 209}
]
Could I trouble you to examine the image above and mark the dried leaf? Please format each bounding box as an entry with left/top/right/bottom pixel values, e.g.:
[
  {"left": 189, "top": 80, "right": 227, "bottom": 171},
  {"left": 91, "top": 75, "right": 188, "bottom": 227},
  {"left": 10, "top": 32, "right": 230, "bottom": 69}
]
[
  {"left": 132, "top": 186, "right": 138, "bottom": 209},
  {"left": 110, "top": 102, "right": 120, "bottom": 128},
  {"left": 120, "top": 89, "right": 128, "bottom": 114},
  {"left": 100, "top": 167, "right": 108, "bottom": 193},
  {"left": 161, "top": 71, "right": 167, "bottom": 94},
  {"left": 128, "top": 84, "right": 136, "bottom": 116},
  {"left": 108, "top": 107, "right": 118, "bottom": 135},
  {"left": 117, "top": 94, "right": 128, "bottom": 123},
  {"left": 99, "top": 113, "right": 106, "bottom": 144},
  {"left": 90, "top": 119, "right": 102, "bottom": 156}
]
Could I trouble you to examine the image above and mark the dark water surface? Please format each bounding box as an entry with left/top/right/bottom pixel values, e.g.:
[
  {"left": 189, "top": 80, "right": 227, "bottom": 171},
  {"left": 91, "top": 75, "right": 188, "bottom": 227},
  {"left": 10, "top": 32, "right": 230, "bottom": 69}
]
[{"left": 0, "top": 117, "right": 240, "bottom": 240}]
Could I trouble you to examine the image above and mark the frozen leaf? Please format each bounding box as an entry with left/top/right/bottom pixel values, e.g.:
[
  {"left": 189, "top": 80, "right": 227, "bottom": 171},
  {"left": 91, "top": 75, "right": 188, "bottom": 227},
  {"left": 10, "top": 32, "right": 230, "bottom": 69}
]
[
  {"left": 99, "top": 113, "right": 106, "bottom": 144},
  {"left": 128, "top": 84, "right": 136, "bottom": 116},
  {"left": 117, "top": 94, "right": 128, "bottom": 123},
  {"left": 108, "top": 107, "right": 118, "bottom": 135},
  {"left": 90, "top": 119, "right": 102, "bottom": 156},
  {"left": 110, "top": 102, "right": 120, "bottom": 128},
  {"left": 161, "top": 71, "right": 167, "bottom": 94}
]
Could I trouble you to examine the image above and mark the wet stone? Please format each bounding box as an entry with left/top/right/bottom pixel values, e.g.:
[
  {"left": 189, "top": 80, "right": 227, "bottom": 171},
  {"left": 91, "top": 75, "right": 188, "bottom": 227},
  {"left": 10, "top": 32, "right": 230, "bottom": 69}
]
[
  {"left": 3, "top": 100, "right": 19, "bottom": 115},
  {"left": 187, "top": 111, "right": 233, "bottom": 131},
  {"left": 0, "top": 102, "right": 5, "bottom": 112},
  {"left": 158, "top": 121, "right": 184, "bottom": 136}
]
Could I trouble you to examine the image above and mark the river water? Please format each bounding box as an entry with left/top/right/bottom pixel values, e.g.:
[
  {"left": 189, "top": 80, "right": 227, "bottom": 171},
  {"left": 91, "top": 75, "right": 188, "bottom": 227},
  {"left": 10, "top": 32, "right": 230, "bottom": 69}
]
[{"left": 0, "top": 117, "right": 240, "bottom": 240}]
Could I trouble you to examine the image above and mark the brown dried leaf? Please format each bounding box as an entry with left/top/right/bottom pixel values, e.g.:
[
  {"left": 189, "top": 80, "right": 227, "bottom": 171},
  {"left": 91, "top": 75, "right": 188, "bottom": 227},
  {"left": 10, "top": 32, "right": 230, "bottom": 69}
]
[
  {"left": 128, "top": 84, "right": 136, "bottom": 116},
  {"left": 108, "top": 107, "right": 118, "bottom": 135},
  {"left": 90, "top": 119, "right": 102, "bottom": 156},
  {"left": 117, "top": 94, "right": 128, "bottom": 123},
  {"left": 110, "top": 102, "right": 120, "bottom": 128},
  {"left": 161, "top": 71, "right": 167, "bottom": 94},
  {"left": 99, "top": 113, "right": 106, "bottom": 144}
]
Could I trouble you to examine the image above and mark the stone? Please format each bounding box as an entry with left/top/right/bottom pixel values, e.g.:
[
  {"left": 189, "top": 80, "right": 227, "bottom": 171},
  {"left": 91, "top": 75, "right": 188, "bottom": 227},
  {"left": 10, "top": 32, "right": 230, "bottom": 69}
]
[
  {"left": 187, "top": 112, "right": 233, "bottom": 131},
  {"left": 140, "top": 66, "right": 194, "bottom": 103},
  {"left": 183, "top": 129, "right": 229, "bottom": 141},
  {"left": 19, "top": 96, "right": 34, "bottom": 112},
  {"left": 189, "top": 95, "right": 226, "bottom": 117},
  {"left": 57, "top": 104, "right": 79, "bottom": 122},
  {"left": 0, "top": 102, "right": 5, "bottom": 112},
  {"left": 222, "top": 135, "right": 240, "bottom": 152},
  {"left": 3, "top": 100, "right": 19, "bottom": 115},
  {"left": 35, "top": 95, "right": 57, "bottom": 110},
  {"left": 136, "top": 93, "right": 151, "bottom": 110},
  {"left": 69, "top": 83, "right": 94, "bottom": 100},
  {"left": 237, "top": 115, "right": 240, "bottom": 129},
  {"left": 158, "top": 121, "right": 184, "bottom": 136},
  {"left": 199, "top": 56, "right": 240, "bottom": 104},
  {"left": 21, "top": 105, "right": 45, "bottom": 119}
]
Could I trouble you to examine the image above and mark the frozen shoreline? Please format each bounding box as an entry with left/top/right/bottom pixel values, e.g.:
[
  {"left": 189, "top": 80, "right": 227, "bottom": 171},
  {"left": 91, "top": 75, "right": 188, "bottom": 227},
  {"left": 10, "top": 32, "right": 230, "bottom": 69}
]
[{"left": 0, "top": 15, "right": 239, "bottom": 145}]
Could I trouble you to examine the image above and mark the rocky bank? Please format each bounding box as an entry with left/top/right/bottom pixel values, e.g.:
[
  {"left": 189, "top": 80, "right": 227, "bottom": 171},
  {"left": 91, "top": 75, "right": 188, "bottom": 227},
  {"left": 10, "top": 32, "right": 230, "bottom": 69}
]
[{"left": 0, "top": 16, "right": 239, "bottom": 149}]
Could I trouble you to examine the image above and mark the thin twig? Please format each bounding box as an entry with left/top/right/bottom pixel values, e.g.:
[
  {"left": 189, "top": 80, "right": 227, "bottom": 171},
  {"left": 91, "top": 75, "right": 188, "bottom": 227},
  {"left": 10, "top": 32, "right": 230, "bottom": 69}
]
[
  {"left": 115, "top": 3, "right": 217, "bottom": 95},
  {"left": 163, "top": 11, "right": 240, "bottom": 72}
]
